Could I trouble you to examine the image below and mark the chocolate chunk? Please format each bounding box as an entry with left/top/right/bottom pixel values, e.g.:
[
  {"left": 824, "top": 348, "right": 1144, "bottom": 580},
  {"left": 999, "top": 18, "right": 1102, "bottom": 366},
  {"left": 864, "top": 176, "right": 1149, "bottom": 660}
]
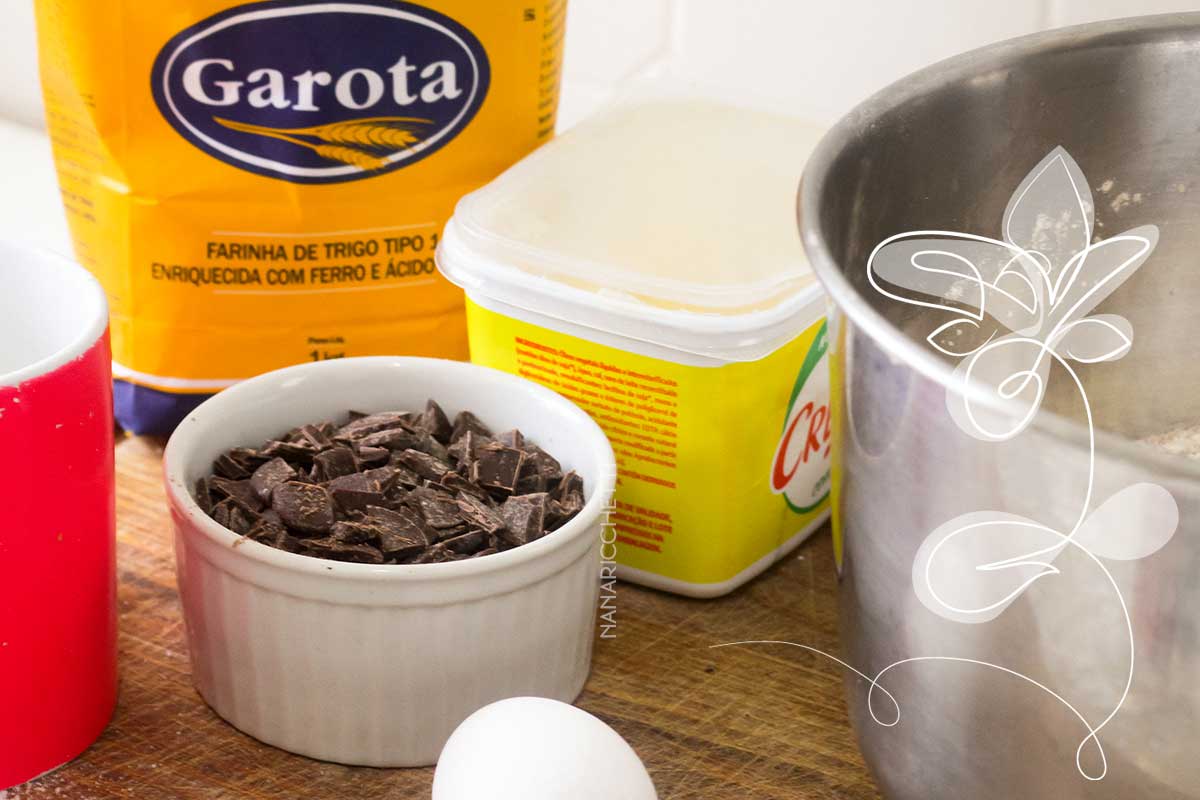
[
  {"left": 471, "top": 443, "right": 525, "bottom": 494},
  {"left": 451, "top": 410, "right": 492, "bottom": 442},
  {"left": 248, "top": 509, "right": 285, "bottom": 542},
  {"left": 408, "top": 544, "right": 462, "bottom": 564},
  {"left": 331, "top": 520, "right": 380, "bottom": 545},
  {"left": 211, "top": 498, "right": 234, "bottom": 529},
  {"left": 545, "top": 499, "right": 570, "bottom": 530},
  {"left": 356, "top": 465, "right": 402, "bottom": 493},
  {"left": 302, "top": 538, "right": 385, "bottom": 564},
  {"left": 335, "top": 411, "right": 413, "bottom": 440},
  {"left": 194, "top": 477, "right": 214, "bottom": 514},
  {"left": 227, "top": 504, "right": 255, "bottom": 536},
  {"left": 498, "top": 493, "right": 548, "bottom": 546},
  {"left": 440, "top": 471, "right": 490, "bottom": 502},
  {"left": 455, "top": 493, "right": 506, "bottom": 534},
  {"left": 416, "top": 434, "right": 451, "bottom": 463},
  {"left": 213, "top": 453, "right": 251, "bottom": 480},
  {"left": 296, "top": 423, "right": 335, "bottom": 451},
  {"left": 334, "top": 490, "right": 386, "bottom": 515},
  {"left": 326, "top": 472, "right": 377, "bottom": 494},
  {"left": 249, "top": 457, "right": 297, "bottom": 503},
  {"left": 396, "top": 448, "right": 453, "bottom": 481},
  {"left": 525, "top": 445, "right": 563, "bottom": 483},
  {"left": 420, "top": 399, "right": 453, "bottom": 444},
  {"left": 364, "top": 505, "right": 432, "bottom": 556},
  {"left": 388, "top": 463, "right": 423, "bottom": 489},
  {"left": 442, "top": 529, "right": 488, "bottom": 555},
  {"left": 515, "top": 467, "right": 547, "bottom": 495},
  {"left": 271, "top": 528, "right": 304, "bottom": 553},
  {"left": 313, "top": 446, "right": 358, "bottom": 481},
  {"left": 358, "top": 427, "right": 424, "bottom": 451},
  {"left": 496, "top": 429, "right": 525, "bottom": 449},
  {"left": 407, "top": 488, "right": 463, "bottom": 531},
  {"left": 354, "top": 445, "right": 390, "bottom": 466},
  {"left": 271, "top": 481, "right": 335, "bottom": 534},
  {"left": 552, "top": 470, "right": 585, "bottom": 509},
  {"left": 262, "top": 439, "right": 319, "bottom": 463},
  {"left": 209, "top": 477, "right": 265, "bottom": 513},
  {"left": 229, "top": 447, "right": 271, "bottom": 469}
]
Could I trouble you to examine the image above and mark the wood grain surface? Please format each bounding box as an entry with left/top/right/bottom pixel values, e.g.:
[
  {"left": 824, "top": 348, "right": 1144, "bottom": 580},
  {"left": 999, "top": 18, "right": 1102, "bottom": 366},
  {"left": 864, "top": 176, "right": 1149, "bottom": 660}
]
[{"left": 9, "top": 436, "right": 880, "bottom": 799}]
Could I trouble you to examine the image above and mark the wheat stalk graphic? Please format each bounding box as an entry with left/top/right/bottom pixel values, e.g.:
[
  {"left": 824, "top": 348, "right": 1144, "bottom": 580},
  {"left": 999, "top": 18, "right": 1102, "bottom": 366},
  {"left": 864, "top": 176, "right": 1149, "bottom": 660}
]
[{"left": 215, "top": 116, "right": 431, "bottom": 170}]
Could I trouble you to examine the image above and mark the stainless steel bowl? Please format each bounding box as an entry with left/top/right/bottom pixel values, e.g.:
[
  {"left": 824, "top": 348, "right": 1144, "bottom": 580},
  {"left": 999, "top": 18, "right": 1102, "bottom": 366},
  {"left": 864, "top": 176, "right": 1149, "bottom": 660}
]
[{"left": 801, "top": 14, "right": 1200, "bottom": 799}]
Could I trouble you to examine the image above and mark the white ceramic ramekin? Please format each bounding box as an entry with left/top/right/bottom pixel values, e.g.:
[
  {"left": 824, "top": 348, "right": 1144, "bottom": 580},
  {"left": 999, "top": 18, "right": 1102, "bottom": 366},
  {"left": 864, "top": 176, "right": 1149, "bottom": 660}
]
[{"left": 163, "top": 357, "right": 616, "bottom": 767}]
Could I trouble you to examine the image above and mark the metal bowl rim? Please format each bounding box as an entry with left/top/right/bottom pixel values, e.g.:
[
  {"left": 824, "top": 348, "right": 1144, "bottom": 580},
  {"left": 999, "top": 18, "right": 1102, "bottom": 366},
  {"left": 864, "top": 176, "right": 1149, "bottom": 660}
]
[{"left": 800, "top": 11, "right": 1200, "bottom": 482}]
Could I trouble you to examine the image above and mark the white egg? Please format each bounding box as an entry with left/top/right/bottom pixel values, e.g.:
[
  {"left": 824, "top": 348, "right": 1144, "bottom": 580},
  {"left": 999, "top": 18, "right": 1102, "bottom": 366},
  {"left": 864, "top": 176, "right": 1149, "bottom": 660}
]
[{"left": 433, "top": 697, "right": 657, "bottom": 800}]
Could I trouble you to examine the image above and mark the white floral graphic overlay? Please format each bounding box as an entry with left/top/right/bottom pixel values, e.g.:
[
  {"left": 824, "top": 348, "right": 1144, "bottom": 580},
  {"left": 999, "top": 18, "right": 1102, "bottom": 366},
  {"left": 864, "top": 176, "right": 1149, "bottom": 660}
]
[{"left": 717, "top": 148, "right": 1178, "bottom": 782}]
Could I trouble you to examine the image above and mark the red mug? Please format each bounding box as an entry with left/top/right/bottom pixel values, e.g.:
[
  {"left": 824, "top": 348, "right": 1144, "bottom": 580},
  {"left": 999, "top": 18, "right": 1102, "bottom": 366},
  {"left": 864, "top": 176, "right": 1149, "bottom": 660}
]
[{"left": 0, "top": 242, "right": 116, "bottom": 788}]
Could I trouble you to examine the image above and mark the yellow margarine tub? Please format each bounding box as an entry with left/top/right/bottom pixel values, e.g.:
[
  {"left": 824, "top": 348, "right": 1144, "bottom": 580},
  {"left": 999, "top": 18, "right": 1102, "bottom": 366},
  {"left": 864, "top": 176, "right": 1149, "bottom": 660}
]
[{"left": 437, "top": 99, "right": 830, "bottom": 597}]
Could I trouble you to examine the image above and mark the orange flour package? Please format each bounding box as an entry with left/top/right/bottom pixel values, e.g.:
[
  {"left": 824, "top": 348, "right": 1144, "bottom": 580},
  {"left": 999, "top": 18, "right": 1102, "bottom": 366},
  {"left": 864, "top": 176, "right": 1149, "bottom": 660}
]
[{"left": 33, "top": 0, "right": 565, "bottom": 432}]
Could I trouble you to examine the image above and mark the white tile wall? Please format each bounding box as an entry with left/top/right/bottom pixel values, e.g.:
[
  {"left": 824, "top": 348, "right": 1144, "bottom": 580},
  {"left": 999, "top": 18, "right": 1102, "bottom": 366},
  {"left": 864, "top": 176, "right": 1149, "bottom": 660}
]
[
  {"left": 558, "top": 0, "right": 1200, "bottom": 129},
  {"left": 1, "top": 0, "right": 41, "bottom": 128},
  {"left": 2, "top": 0, "right": 1199, "bottom": 131},
  {"left": 1047, "top": 0, "right": 1200, "bottom": 27}
]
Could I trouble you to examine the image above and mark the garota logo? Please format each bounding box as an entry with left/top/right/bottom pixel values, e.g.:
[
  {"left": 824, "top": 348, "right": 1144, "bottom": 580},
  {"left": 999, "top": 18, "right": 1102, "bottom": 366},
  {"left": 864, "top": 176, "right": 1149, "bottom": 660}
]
[
  {"left": 770, "top": 322, "right": 832, "bottom": 514},
  {"left": 150, "top": 0, "right": 490, "bottom": 183}
]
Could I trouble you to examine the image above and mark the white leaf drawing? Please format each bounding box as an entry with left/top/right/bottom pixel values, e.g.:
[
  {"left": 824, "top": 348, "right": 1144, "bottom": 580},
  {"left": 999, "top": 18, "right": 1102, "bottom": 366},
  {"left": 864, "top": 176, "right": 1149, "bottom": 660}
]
[
  {"left": 912, "top": 511, "right": 1064, "bottom": 624},
  {"left": 1053, "top": 314, "right": 1133, "bottom": 364},
  {"left": 1073, "top": 483, "right": 1179, "bottom": 561},
  {"left": 945, "top": 334, "right": 1050, "bottom": 441},
  {"left": 1003, "top": 146, "right": 1094, "bottom": 303},
  {"left": 1043, "top": 226, "right": 1158, "bottom": 332}
]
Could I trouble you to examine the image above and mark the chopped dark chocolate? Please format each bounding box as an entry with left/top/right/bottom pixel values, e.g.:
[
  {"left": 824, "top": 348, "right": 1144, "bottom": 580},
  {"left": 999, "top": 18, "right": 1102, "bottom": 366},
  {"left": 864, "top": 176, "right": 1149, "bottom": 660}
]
[
  {"left": 201, "top": 401, "right": 585, "bottom": 565},
  {"left": 194, "top": 477, "right": 214, "bottom": 515},
  {"left": 451, "top": 410, "right": 493, "bottom": 442},
  {"left": 262, "top": 439, "right": 319, "bottom": 463},
  {"left": 440, "top": 471, "right": 491, "bottom": 502},
  {"left": 354, "top": 445, "right": 390, "bottom": 466},
  {"left": 553, "top": 470, "right": 585, "bottom": 508},
  {"left": 297, "top": 423, "right": 334, "bottom": 451},
  {"left": 357, "top": 465, "right": 402, "bottom": 493},
  {"left": 407, "top": 487, "right": 464, "bottom": 531},
  {"left": 419, "top": 434, "right": 452, "bottom": 464},
  {"left": 420, "top": 399, "right": 453, "bottom": 444},
  {"left": 446, "top": 429, "right": 488, "bottom": 469},
  {"left": 213, "top": 453, "right": 252, "bottom": 480},
  {"left": 496, "top": 429, "right": 525, "bottom": 449},
  {"left": 249, "top": 457, "right": 297, "bottom": 502},
  {"left": 396, "top": 448, "right": 453, "bottom": 481},
  {"left": 335, "top": 490, "right": 387, "bottom": 517},
  {"left": 209, "top": 476, "right": 266, "bottom": 514},
  {"left": 498, "top": 493, "right": 549, "bottom": 546},
  {"left": 442, "top": 529, "right": 488, "bottom": 555},
  {"left": 302, "top": 537, "right": 385, "bottom": 564},
  {"left": 358, "top": 427, "right": 424, "bottom": 451},
  {"left": 365, "top": 504, "right": 429, "bottom": 538},
  {"left": 408, "top": 544, "right": 463, "bottom": 564},
  {"left": 335, "top": 411, "right": 413, "bottom": 440},
  {"left": 271, "top": 481, "right": 335, "bottom": 534},
  {"left": 455, "top": 492, "right": 506, "bottom": 534},
  {"left": 313, "top": 446, "right": 358, "bottom": 481},
  {"left": 471, "top": 443, "right": 525, "bottom": 494},
  {"left": 226, "top": 504, "right": 256, "bottom": 536},
  {"left": 331, "top": 520, "right": 379, "bottom": 545}
]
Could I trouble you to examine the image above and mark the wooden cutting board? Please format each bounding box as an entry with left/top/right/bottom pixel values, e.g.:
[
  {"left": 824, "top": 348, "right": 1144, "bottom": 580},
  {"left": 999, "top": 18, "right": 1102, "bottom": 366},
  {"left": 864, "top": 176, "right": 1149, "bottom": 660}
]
[{"left": 11, "top": 436, "right": 880, "bottom": 799}]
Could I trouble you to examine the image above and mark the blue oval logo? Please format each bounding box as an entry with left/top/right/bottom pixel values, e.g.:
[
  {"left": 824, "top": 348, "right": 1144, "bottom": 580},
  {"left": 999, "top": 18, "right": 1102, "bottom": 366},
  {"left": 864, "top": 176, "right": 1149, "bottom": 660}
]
[{"left": 151, "top": 0, "right": 490, "bottom": 183}]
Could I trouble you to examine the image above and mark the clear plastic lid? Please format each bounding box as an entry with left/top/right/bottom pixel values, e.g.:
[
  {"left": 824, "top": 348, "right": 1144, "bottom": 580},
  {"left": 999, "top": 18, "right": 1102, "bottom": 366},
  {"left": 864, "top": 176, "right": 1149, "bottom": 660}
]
[{"left": 438, "top": 96, "right": 828, "bottom": 362}]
